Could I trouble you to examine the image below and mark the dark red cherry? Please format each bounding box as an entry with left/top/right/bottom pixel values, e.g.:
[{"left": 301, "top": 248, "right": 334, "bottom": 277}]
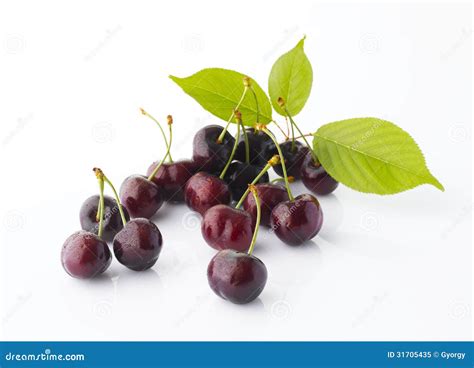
[
  {"left": 79, "top": 195, "right": 130, "bottom": 242},
  {"left": 61, "top": 231, "right": 112, "bottom": 279},
  {"left": 113, "top": 218, "right": 163, "bottom": 271},
  {"left": 235, "top": 128, "right": 276, "bottom": 167},
  {"left": 207, "top": 250, "right": 267, "bottom": 304},
  {"left": 273, "top": 141, "right": 309, "bottom": 179},
  {"left": 201, "top": 205, "right": 253, "bottom": 251},
  {"left": 120, "top": 175, "right": 163, "bottom": 219},
  {"left": 223, "top": 161, "right": 269, "bottom": 201},
  {"left": 301, "top": 151, "right": 339, "bottom": 195},
  {"left": 243, "top": 183, "right": 289, "bottom": 227},
  {"left": 146, "top": 159, "right": 197, "bottom": 202},
  {"left": 192, "top": 125, "right": 235, "bottom": 172},
  {"left": 270, "top": 193, "right": 323, "bottom": 245},
  {"left": 184, "top": 172, "right": 231, "bottom": 215}
]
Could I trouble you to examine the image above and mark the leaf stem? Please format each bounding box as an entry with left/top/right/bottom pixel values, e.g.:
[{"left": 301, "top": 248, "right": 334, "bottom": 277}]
[
  {"left": 247, "top": 185, "right": 261, "bottom": 255},
  {"left": 235, "top": 155, "right": 280, "bottom": 208},
  {"left": 140, "top": 108, "right": 173, "bottom": 162}
]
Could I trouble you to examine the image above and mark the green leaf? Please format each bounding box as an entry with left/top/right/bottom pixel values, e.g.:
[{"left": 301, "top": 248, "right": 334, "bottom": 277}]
[
  {"left": 313, "top": 118, "right": 444, "bottom": 194},
  {"left": 268, "top": 36, "right": 313, "bottom": 116},
  {"left": 169, "top": 68, "right": 272, "bottom": 126}
]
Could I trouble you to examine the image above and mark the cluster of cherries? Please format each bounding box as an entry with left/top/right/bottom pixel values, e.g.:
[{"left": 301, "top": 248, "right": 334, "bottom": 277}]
[{"left": 61, "top": 89, "right": 339, "bottom": 305}]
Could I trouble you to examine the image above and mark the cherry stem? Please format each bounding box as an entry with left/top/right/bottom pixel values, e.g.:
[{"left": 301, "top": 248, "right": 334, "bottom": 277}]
[
  {"left": 101, "top": 173, "right": 128, "bottom": 226},
  {"left": 271, "top": 176, "right": 294, "bottom": 184},
  {"left": 95, "top": 172, "right": 105, "bottom": 239},
  {"left": 147, "top": 121, "right": 173, "bottom": 181},
  {"left": 240, "top": 120, "right": 250, "bottom": 164},
  {"left": 294, "top": 133, "right": 313, "bottom": 139},
  {"left": 289, "top": 117, "right": 296, "bottom": 151},
  {"left": 249, "top": 86, "right": 260, "bottom": 123},
  {"left": 166, "top": 115, "right": 173, "bottom": 163},
  {"left": 219, "top": 117, "right": 241, "bottom": 179},
  {"left": 272, "top": 120, "right": 289, "bottom": 139},
  {"left": 261, "top": 127, "right": 294, "bottom": 201},
  {"left": 285, "top": 117, "right": 291, "bottom": 143},
  {"left": 247, "top": 185, "right": 261, "bottom": 255},
  {"left": 284, "top": 107, "right": 319, "bottom": 163},
  {"left": 235, "top": 155, "right": 280, "bottom": 209},
  {"left": 141, "top": 108, "right": 173, "bottom": 163},
  {"left": 217, "top": 87, "right": 248, "bottom": 143}
]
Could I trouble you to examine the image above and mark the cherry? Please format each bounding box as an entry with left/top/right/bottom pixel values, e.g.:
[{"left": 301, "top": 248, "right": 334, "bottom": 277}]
[
  {"left": 184, "top": 172, "right": 231, "bottom": 215},
  {"left": 61, "top": 231, "right": 112, "bottom": 279},
  {"left": 146, "top": 159, "right": 197, "bottom": 202},
  {"left": 273, "top": 140, "right": 309, "bottom": 179},
  {"left": 207, "top": 249, "right": 267, "bottom": 304},
  {"left": 201, "top": 204, "right": 253, "bottom": 251},
  {"left": 223, "top": 161, "right": 269, "bottom": 201},
  {"left": 270, "top": 193, "right": 323, "bottom": 245},
  {"left": 193, "top": 125, "right": 235, "bottom": 172},
  {"left": 120, "top": 175, "right": 163, "bottom": 219},
  {"left": 235, "top": 128, "right": 276, "bottom": 167},
  {"left": 79, "top": 195, "right": 130, "bottom": 242},
  {"left": 301, "top": 151, "right": 339, "bottom": 195},
  {"left": 243, "top": 183, "right": 289, "bottom": 227},
  {"left": 206, "top": 184, "right": 267, "bottom": 304},
  {"left": 113, "top": 218, "right": 163, "bottom": 271}
]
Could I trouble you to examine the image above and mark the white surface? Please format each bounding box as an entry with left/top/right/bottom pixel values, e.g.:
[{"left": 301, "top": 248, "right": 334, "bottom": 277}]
[{"left": 0, "top": 0, "right": 472, "bottom": 341}]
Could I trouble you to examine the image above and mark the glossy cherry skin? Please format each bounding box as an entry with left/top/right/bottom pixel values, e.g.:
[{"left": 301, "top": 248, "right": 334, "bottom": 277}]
[
  {"left": 113, "top": 218, "right": 163, "bottom": 271},
  {"left": 223, "top": 161, "right": 269, "bottom": 201},
  {"left": 79, "top": 195, "right": 130, "bottom": 242},
  {"left": 61, "top": 231, "right": 112, "bottom": 279},
  {"left": 270, "top": 193, "right": 323, "bottom": 245},
  {"left": 184, "top": 172, "right": 231, "bottom": 215},
  {"left": 193, "top": 125, "right": 235, "bottom": 173},
  {"left": 235, "top": 128, "right": 276, "bottom": 167},
  {"left": 243, "top": 183, "right": 289, "bottom": 227},
  {"left": 273, "top": 141, "right": 310, "bottom": 179},
  {"left": 207, "top": 250, "right": 267, "bottom": 304},
  {"left": 146, "top": 159, "right": 197, "bottom": 202},
  {"left": 120, "top": 175, "right": 163, "bottom": 219},
  {"left": 201, "top": 205, "right": 253, "bottom": 251},
  {"left": 300, "top": 152, "right": 339, "bottom": 195}
]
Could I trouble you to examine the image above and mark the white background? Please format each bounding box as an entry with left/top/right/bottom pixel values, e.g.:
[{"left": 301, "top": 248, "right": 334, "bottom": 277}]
[{"left": 0, "top": 1, "right": 472, "bottom": 341}]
